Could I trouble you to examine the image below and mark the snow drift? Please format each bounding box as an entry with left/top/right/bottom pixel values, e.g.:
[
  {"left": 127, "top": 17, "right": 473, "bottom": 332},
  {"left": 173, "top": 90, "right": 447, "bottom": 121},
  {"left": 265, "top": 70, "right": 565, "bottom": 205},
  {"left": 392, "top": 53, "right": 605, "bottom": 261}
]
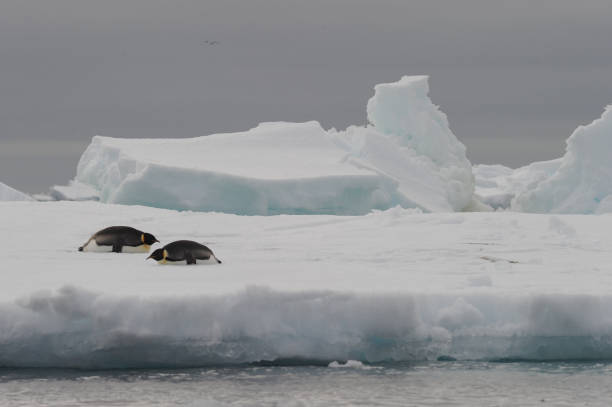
[
  {"left": 72, "top": 76, "right": 475, "bottom": 214},
  {"left": 0, "top": 181, "right": 32, "bottom": 201}
]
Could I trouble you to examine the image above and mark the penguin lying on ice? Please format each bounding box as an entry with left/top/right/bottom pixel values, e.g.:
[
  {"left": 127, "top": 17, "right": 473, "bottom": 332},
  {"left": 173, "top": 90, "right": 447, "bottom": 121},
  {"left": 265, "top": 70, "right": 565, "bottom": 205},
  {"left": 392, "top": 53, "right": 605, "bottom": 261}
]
[
  {"left": 147, "top": 240, "right": 222, "bottom": 265},
  {"left": 79, "top": 226, "right": 159, "bottom": 253}
]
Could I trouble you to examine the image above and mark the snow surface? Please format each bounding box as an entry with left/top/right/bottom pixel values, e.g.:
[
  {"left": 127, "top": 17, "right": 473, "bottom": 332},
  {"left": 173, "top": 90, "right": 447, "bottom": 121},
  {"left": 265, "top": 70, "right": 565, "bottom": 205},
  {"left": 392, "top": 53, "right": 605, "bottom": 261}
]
[
  {"left": 2, "top": 201, "right": 612, "bottom": 367},
  {"left": 71, "top": 76, "right": 475, "bottom": 214},
  {"left": 0, "top": 181, "right": 33, "bottom": 201}
]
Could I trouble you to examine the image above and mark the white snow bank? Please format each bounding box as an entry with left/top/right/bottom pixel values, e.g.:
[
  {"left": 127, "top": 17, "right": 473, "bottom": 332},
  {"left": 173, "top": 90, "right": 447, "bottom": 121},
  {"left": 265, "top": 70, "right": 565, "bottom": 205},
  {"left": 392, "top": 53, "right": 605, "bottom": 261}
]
[
  {"left": 3, "top": 201, "right": 612, "bottom": 367},
  {"left": 0, "top": 182, "right": 32, "bottom": 201},
  {"left": 72, "top": 76, "right": 475, "bottom": 214},
  {"left": 512, "top": 107, "right": 612, "bottom": 213},
  {"left": 4, "top": 286, "right": 612, "bottom": 368},
  {"left": 49, "top": 180, "right": 100, "bottom": 201}
]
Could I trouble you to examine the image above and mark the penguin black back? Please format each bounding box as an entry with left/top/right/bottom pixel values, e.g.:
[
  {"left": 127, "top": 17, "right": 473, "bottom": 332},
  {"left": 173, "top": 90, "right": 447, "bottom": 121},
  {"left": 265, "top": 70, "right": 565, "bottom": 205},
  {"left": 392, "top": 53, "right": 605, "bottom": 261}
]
[
  {"left": 79, "top": 226, "right": 159, "bottom": 253},
  {"left": 147, "top": 240, "right": 221, "bottom": 264}
]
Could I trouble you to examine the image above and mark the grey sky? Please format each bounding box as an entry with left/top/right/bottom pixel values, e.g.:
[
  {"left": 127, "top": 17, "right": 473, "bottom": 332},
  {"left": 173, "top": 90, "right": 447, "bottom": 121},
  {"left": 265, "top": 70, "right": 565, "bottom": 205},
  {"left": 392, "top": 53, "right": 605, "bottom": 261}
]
[{"left": 1, "top": 0, "right": 611, "bottom": 193}]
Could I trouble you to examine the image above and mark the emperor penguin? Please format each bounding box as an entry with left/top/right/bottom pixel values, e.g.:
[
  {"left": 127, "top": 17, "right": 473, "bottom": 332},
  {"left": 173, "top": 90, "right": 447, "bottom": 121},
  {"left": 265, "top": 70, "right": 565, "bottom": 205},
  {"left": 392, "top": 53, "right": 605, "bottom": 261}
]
[
  {"left": 147, "top": 240, "right": 222, "bottom": 265},
  {"left": 78, "top": 226, "right": 159, "bottom": 253}
]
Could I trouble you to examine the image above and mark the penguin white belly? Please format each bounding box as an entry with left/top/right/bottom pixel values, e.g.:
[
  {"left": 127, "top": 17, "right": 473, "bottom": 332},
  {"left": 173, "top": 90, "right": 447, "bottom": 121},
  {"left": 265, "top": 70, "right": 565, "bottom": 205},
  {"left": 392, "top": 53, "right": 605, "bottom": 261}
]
[
  {"left": 80, "top": 240, "right": 113, "bottom": 252},
  {"left": 122, "top": 244, "right": 151, "bottom": 253},
  {"left": 158, "top": 255, "right": 220, "bottom": 265},
  {"left": 159, "top": 259, "right": 183, "bottom": 265}
]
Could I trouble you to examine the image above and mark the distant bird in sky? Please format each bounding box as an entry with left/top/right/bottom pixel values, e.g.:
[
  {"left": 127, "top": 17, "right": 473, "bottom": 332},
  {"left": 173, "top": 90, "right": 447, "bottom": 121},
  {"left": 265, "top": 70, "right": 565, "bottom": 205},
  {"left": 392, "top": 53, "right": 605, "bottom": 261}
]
[{"left": 202, "top": 40, "right": 220, "bottom": 46}]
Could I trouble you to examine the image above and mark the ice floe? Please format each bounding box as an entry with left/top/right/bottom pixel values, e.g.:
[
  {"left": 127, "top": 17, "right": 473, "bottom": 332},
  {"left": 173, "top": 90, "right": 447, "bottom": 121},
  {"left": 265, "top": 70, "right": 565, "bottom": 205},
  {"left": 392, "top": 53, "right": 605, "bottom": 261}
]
[{"left": 69, "top": 76, "right": 475, "bottom": 214}]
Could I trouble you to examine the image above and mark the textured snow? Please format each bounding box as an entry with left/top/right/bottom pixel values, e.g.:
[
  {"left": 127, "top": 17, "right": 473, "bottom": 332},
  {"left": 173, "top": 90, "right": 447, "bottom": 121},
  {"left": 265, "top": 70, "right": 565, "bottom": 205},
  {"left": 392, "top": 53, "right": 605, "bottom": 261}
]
[
  {"left": 0, "top": 181, "right": 33, "bottom": 201},
  {"left": 2, "top": 201, "right": 612, "bottom": 367},
  {"left": 72, "top": 76, "right": 474, "bottom": 214}
]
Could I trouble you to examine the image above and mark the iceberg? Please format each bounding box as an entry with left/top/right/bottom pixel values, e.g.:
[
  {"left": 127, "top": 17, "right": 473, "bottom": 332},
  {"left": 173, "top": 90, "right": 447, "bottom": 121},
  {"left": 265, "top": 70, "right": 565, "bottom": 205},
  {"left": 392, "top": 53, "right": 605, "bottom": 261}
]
[
  {"left": 512, "top": 106, "right": 612, "bottom": 213},
  {"left": 0, "top": 181, "right": 32, "bottom": 201},
  {"left": 335, "top": 76, "right": 475, "bottom": 212},
  {"left": 72, "top": 76, "right": 475, "bottom": 214},
  {"left": 475, "top": 106, "right": 612, "bottom": 214},
  {"left": 474, "top": 160, "right": 561, "bottom": 210},
  {"left": 49, "top": 180, "right": 100, "bottom": 201}
]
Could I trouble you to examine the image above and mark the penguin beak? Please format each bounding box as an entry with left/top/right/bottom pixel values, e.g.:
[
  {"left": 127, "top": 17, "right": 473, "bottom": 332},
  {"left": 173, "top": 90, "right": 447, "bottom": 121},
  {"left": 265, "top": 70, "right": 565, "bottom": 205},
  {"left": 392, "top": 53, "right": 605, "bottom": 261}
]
[
  {"left": 154, "top": 239, "right": 160, "bottom": 243},
  {"left": 146, "top": 254, "right": 152, "bottom": 260}
]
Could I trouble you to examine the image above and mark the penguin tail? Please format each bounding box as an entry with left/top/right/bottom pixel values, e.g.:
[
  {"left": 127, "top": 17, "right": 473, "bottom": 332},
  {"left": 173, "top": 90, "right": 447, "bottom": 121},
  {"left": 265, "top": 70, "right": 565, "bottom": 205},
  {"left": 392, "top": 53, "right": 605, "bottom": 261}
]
[{"left": 78, "top": 246, "right": 84, "bottom": 252}]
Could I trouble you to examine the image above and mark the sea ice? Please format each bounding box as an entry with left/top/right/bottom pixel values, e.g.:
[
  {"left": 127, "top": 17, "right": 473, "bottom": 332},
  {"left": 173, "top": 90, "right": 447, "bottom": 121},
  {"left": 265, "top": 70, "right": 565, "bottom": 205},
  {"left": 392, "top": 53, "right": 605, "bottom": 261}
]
[
  {"left": 0, "top": 181, "right": 33, "bottom": 201},
  {"left": 69, "top": 76, "right": 475, "bottom": 214},
  {"left": 2, "top": 201, "right": 612, "bottom": 367},
  {"left": 475, "top": 106, "right": 612, "bottom": 213},
  {"left": 49, "top": 180, "right": 100, "bottom": 201},
  {"left": 513, "top": 106, "right": 612, "bottom": 213}
]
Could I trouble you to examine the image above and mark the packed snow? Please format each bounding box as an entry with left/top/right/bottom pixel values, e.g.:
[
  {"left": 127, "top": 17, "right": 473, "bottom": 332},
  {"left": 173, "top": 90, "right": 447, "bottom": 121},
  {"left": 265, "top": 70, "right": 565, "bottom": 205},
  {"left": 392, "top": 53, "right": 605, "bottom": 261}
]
[
  {"left": 0, "top": 181, "right": 32, "bottom": 201},
  {"left": 69, "top": 76, "right": 475, "bottom": 214},
  {"left": 2, "top": 201, "right": 612, "bottom": 368}
]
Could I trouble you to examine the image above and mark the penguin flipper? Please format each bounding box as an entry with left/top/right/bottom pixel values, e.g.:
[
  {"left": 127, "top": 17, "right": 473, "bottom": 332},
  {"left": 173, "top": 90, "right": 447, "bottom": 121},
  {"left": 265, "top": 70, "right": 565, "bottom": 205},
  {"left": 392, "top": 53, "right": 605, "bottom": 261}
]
[{"left": 185, "top": 252, "right": 196, "bottom": 265}]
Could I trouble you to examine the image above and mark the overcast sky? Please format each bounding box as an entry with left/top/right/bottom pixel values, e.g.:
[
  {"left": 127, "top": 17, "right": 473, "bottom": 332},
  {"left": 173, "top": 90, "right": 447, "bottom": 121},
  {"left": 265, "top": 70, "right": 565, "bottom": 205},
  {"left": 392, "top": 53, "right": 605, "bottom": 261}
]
[{"left": 1, "top": 0, "right": 611, "bottom": 192}]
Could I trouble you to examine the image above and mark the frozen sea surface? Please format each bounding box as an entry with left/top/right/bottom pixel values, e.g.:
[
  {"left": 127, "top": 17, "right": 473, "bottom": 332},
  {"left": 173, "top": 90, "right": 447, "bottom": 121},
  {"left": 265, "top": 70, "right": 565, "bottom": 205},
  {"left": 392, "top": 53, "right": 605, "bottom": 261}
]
[
  {"left": 3, "top": 202, "right": 612, "bottom": 367},
  {"left": 2, "top": 362, "right": 612, "bottom": 406}
]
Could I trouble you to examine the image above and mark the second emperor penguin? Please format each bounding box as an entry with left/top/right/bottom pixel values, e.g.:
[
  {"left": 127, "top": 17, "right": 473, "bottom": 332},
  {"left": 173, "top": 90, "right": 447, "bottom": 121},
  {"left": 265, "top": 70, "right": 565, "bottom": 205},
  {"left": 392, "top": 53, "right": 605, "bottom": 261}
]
[{"left": 147, "top": 240, "right": 222, "bottom": 265}]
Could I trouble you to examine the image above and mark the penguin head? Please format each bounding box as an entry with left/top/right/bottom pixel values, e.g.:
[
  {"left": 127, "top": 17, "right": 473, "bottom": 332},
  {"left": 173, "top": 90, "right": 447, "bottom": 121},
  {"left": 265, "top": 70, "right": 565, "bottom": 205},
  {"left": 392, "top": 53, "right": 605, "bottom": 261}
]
[
  {"left": 142, "top": 233, "right": 160, "bottom": 245},
  {"left": 147, "top": 248, "right": 165, "bottom": 261}
]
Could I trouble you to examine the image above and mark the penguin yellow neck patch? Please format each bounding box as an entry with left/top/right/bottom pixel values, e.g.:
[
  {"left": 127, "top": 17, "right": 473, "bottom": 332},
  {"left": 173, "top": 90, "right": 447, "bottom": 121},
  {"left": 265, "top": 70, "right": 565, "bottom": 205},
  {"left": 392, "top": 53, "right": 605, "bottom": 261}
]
[
  {"left": 141, "top": 234, "right": 145, "bottom": 244},
  {"left": 160, "top": 249, "right": 169, "bottom": 264}
]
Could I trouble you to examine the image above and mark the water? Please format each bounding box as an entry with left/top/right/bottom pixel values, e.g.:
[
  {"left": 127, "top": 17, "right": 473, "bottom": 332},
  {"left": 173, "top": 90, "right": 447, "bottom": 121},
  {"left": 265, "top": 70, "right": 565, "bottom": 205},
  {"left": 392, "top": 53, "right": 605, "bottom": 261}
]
[{"left": 2, "top": 362, "right": 611, "bottom": 406}]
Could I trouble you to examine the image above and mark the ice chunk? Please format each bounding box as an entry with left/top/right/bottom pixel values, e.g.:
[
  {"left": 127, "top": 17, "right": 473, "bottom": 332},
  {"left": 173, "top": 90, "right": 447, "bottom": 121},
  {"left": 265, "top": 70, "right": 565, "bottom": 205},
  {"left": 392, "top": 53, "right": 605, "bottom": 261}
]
[
  {"left": 336, "top": 75, "right": 475, "bottom": 212},
  {"left": 512, "top": 106, "right": 612, "bottom": 213},
  {"left": 49, "top": 180, "right": 100, "bottom": 201},
  {"left": 474, "top": 160, "right": 561, "bottom": 210},
  {"left": 72, "top": 76, "right": 475, "bottom": 214},
  {"left": 436, "top": 298, "right": 484, "bottom": 331},
  {"left": 0, "top": 181, "right": 33, "bottom": 201},
  {"left": 75, "top": 122, "right": 401, "bottom": 215},
  {"left": 328, "top": 360, "right": 372, "bottom": 369}
]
